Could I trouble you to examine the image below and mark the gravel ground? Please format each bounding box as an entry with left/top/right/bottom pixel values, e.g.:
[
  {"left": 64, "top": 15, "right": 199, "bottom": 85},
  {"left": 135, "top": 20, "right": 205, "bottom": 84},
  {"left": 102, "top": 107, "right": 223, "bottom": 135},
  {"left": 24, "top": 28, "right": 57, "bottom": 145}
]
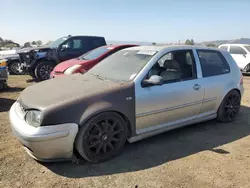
[{"left": 0, "top": 75, "right": 250, "bottom": 188}]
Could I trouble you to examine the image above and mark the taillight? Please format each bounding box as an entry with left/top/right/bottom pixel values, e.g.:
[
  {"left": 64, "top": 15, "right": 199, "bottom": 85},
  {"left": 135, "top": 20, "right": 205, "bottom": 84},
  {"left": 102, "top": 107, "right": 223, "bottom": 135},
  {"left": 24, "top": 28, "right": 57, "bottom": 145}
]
[{"left": 240, "top": 74, "right": 243, "bottom": 85}]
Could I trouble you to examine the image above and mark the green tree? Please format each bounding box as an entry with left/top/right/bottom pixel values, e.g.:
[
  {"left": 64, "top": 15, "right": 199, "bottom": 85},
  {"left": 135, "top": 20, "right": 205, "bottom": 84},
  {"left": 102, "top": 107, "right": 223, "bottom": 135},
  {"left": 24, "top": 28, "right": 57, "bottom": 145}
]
[
  {"left": 24, "top": 42, "right": 31, "bottom": 47},
  {"left": 36, "top": 40, "right": 42, "bottom": 46},
  {"left": 152, "top": 42, "right": 156, "bottom": 45},
  {"left": 31, "top": 41, "right": 36, "bottom": 45},
  {"left": 185, "top": 39, "right": 194, "bottom": 45}
]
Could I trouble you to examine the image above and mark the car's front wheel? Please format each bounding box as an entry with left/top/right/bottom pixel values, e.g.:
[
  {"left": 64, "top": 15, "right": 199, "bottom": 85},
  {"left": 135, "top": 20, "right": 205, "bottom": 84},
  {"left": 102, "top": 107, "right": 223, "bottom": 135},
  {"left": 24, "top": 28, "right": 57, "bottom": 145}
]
[
  {"left": 217, "top": 90, "right": 241, "bottom": 123},
  {"left": 35, "top": 61, "right": 55, "bottom": 81},
  {"left": 75, "top": 112, "right": 128, "bottom": 163},
  {"left": 8, "top": 60, "right": 24, "bottom": 75}
]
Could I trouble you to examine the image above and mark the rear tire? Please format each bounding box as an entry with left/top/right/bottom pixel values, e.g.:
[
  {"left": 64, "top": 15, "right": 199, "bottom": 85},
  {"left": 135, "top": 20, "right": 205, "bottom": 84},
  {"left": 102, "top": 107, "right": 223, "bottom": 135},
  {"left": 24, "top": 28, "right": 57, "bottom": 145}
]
[
  {"left": 35, "top": 61, "right": 55, "bottom": 81},
  {"left": 75, "top": 112, "right": 128, "bottom": 163},
  {"left": 217, "top": 90, "right": 241, "bottom": 123}
]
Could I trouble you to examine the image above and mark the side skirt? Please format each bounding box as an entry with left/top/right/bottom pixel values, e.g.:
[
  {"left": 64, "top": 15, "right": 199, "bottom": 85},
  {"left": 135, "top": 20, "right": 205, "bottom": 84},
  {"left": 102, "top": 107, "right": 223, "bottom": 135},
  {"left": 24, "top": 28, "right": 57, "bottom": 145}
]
[{"left": 127, "top": 114, "right": 217, "bottom": 143}]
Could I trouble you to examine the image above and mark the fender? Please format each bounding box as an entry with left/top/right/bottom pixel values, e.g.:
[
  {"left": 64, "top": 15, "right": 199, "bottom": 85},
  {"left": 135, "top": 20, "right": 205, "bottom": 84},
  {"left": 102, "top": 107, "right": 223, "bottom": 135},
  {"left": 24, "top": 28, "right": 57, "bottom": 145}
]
[{"left": 79, "top": 100, "right": 136, "bottom": 137}]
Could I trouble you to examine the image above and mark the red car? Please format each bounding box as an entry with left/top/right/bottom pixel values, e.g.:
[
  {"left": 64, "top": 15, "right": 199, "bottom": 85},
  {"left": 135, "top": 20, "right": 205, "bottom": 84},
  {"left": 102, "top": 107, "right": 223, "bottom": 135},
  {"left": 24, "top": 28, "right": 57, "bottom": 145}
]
[{"left": 50, "top": 44, "right": 137, "bottom": 78}]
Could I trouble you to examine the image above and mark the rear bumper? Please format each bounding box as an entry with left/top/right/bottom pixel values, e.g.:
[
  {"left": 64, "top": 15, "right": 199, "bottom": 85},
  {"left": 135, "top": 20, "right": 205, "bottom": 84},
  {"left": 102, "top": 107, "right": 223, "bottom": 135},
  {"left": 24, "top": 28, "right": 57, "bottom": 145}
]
[{"left": 9, "top": 102, "right": 79, "bottom": 161}]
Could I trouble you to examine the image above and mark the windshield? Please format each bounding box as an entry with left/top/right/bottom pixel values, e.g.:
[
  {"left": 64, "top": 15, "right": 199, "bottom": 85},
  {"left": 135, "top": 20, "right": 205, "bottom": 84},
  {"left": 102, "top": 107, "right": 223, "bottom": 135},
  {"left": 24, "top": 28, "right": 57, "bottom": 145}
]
[
  {"left": 88, "top": 49, "right": 157, "bottom": 82},
  {"left": 79, "top": 46, "right": 111, "bottom": 60},
  {"left": 47, "top": 37, "right": 68, "bottom": 48},
  {"left": 244, "top": 46, "right": 250, "bottom": 52}
]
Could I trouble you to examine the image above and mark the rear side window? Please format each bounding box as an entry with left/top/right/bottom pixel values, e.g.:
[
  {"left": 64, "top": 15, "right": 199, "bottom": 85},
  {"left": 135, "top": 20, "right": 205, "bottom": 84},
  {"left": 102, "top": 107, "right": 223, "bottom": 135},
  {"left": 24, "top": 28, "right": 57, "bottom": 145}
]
[
  {"left": 229, "top": 46, "right": 246, "bottom": 55},
  {"left": 197, "top": 50, "right": 230, "bottom": 77}
]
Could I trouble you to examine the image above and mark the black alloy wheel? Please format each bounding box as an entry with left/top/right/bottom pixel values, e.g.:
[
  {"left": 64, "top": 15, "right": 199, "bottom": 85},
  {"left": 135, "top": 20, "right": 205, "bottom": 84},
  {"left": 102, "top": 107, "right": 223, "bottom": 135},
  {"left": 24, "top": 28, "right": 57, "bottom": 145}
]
[
  {"left": 35, "top": 61, "right": 55, "bottom": 81},
  {"left": 217, "top": 90, "right": 241, "bottom": 123},
  {"left": 75, "top": 112, "right": 127, "bottom": 163}
]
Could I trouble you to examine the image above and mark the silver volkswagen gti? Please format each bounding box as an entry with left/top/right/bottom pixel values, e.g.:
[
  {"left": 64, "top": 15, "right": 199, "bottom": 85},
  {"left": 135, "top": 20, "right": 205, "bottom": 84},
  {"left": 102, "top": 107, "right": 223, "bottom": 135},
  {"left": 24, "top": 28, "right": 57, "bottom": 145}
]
[{"left": 9, "top": 45, "right": 244, "bottom": 163}]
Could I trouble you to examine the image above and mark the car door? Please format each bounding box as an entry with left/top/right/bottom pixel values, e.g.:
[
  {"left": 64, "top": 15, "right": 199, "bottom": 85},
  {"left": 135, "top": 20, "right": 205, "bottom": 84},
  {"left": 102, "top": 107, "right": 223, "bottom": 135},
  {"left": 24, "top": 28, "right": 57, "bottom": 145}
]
[
  {"left": 229, "top": 46, "right": 248, "bottom": 69},
  {"left": 58, "top": 37, "right": 87, "bottom": 62},
  {"left": 195, "top": 49, "right": 231, "bottom": 115},
  {"left": 135, "top": 49, "right": 204, "bottom": 134}
]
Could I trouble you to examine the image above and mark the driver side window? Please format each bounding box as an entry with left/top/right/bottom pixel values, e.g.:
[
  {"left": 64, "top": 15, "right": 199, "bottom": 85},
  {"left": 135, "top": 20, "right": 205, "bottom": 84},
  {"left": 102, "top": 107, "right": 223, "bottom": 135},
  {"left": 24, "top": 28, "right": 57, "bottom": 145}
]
[{"left": 148, "top": 50, "right": 197, "bottom": 83}]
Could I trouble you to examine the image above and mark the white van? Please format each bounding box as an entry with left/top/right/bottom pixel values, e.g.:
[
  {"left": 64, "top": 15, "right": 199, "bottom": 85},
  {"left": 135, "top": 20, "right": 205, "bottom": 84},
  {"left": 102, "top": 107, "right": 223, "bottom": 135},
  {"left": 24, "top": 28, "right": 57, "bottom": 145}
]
[{"left": 218, "top": 44, "right": 250, "bottom": 73}]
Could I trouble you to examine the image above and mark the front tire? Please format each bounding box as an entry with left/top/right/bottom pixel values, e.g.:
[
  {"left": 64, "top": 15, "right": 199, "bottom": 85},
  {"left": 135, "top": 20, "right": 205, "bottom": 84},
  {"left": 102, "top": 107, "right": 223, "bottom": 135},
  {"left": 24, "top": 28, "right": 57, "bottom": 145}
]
[
  {"left": 34, "top": 61, "right": 55, "bottom": 81},
  {"left": 8, "top": 60, "right": 23, "bottom": 75},
  {"left": 217, "top": 90, "right": 241, "bottom": 123},
  {"left": 75, "top": 112, "right": 128, "bottom": 163}
]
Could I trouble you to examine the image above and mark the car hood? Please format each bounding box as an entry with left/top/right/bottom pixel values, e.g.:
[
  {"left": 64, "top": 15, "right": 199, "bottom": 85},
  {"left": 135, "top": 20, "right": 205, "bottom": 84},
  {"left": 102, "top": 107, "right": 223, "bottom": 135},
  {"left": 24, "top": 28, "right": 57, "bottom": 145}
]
[
  {"left": 54, "top": 59, "right": 88, "bottom": 72},
  {"left": 19, "top": 73, "right": 121, "bottom": 110},
  {"left": 16, "top": 46, "right": 52, "bottom": 54}
]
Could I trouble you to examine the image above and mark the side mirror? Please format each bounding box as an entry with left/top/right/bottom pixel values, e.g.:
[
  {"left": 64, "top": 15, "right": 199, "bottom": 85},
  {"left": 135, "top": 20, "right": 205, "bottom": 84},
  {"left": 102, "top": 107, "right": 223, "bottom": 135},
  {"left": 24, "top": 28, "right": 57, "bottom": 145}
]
[
  {"left": 61, "top": 45, "right": 69, "bottom": 51},
  {"left": 142, "top": 75, "right": 164, "bottom": 87},
  {"left": 243, "top": 54, "right": 246, "bottom": 58}
]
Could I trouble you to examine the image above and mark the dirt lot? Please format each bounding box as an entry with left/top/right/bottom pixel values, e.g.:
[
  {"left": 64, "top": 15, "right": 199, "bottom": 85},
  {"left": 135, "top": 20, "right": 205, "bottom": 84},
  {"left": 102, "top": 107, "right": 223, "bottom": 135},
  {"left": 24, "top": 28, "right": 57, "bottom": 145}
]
[{"left": 1, "top": 75, "right": 250, "bottom": 188}]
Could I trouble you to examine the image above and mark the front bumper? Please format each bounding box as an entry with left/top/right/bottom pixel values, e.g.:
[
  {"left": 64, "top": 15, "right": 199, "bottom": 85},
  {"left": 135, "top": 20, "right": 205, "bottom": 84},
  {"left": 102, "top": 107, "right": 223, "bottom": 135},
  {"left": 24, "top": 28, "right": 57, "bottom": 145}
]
[
  {"left": 0, "top": 68, "right": 8, "bottom": 80},
  {"left": 9, "top": 102, "right": 79, "bottom": 162}
]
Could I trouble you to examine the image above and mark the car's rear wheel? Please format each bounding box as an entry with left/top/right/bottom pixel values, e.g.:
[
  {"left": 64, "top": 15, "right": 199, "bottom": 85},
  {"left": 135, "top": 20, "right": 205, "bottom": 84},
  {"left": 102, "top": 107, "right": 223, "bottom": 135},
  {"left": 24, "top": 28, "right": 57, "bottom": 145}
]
[
  {"left": 75, "top": 112, "right": 128, "bottom": 163},
  {"left": 35, "top": 61, "right": 55, "bottom": 81},
  {"left": 217, "top": 90, "right": 241, "bottom": 123}
]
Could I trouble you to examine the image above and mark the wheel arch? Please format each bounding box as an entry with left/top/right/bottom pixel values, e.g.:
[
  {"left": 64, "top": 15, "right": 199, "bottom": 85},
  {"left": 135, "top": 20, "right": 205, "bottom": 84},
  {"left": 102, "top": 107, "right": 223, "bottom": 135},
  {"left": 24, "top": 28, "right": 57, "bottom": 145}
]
[
  {"left": 217, "top": 88, "right": 242, "bottom": 112},
  {"left": 33, "top": 58, "right": 57, "bottom": 68},
  {"left": 79, "top": 102, "right": 133, "bottom": 138}
]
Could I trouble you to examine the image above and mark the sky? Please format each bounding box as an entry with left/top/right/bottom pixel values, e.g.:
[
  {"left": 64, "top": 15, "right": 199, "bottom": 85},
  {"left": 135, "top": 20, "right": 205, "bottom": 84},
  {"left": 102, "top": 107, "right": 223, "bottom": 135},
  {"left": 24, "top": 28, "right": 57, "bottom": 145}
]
[{"left": 1, "top": 0, "right": 250, "bottom": 45}]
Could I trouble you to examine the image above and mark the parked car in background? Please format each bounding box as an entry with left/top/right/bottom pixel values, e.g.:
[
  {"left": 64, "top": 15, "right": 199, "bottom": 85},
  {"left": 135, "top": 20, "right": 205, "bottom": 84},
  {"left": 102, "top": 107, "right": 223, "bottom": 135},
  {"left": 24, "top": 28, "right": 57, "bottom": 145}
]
[
  {"left": 218, "top": 44, "right": 250, "bottom": 73},
  {"left": 50, "top": 44, "right": 137, "bottom": 78},
  {"left": 0, "top": 59, "right": 8, "bottom": 91},
  {"left": 0, "top": 54, "right": 24, "bottom": 75},
  {"left": 16, "top": 35, "right": 107, "bottom": 81},
  {"left": 9, "top": 45, "right": 243, "bottom": 163}
]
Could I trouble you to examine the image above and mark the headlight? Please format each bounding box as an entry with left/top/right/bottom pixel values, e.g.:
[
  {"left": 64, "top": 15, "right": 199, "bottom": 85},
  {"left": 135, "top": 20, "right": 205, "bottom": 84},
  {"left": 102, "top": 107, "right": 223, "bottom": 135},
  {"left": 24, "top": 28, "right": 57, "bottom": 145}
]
[
  {"left": 0, "top": 59, "right": 7, "bottom": 67},
  {"left": 25, "top": 110, "right": 41, "bottom": 127},
  {"left": 64, "top": 64, "right": 82, "bottom": 75}
]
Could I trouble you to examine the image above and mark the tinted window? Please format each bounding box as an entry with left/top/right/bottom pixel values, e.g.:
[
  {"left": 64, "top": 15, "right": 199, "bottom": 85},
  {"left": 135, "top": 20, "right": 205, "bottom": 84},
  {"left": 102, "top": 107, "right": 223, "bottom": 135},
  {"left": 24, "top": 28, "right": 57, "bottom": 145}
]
[
  {"left": 72, "top": 39, "right": 82, "bottom": 49},
  {"left": 220, "top": 46, "right": 228, "bottom": 50},
  {"left": 229, "top": 46, "right": 246, "bottom": 54},
  {"left": 197, "top": 50, "right": 230, "bottom": 77},
  {"left": 92, "top": 38, "right": 106, "bottom": 48},
  {"left": 47, "top": 37, "right": 68, "bottom": 48},
  {"left": 63, "top": 39, "right": 83, "bottom": 49},
  {"left": 149, "top": 50, "right": 196, "bottom": 83},
  {"left": 79, "top": 46, "right": 111, "bottom": 60},
  {"left": 88, "top": 49, "right": 157, "bottom": 82}
]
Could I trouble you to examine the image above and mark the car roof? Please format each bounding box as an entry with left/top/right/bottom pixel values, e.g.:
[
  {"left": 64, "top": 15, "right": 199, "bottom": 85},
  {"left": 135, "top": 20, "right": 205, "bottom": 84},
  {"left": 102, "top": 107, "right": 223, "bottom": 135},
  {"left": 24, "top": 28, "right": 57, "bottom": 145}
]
[
  {"left": 68, "top": 35, "right": 105, "bottom": 39},
  {"left": 219, "top": 44, "right": 250, "bottom": 46},
  {"left": 124, "top": 45, "right": 221, "bottom": 52}
]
